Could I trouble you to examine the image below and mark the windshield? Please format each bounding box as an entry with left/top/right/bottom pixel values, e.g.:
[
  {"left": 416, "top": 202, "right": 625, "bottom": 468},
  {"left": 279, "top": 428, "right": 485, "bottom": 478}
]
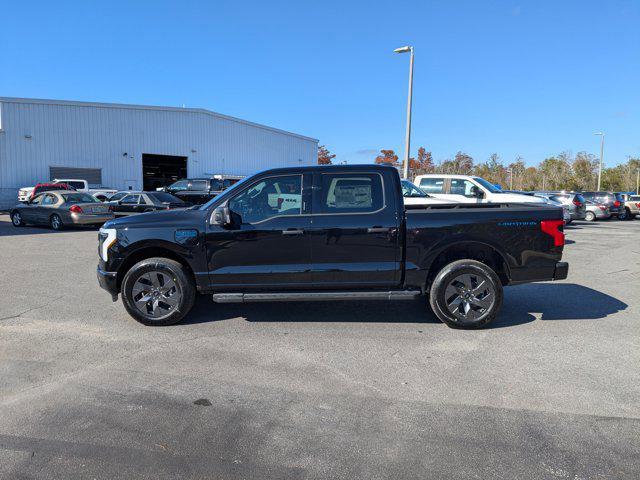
[
  {"left": 401, "top": 180, "right": 429, "bottom": 197},
  {"left": 62, "top": 193, "right": 99, "bottom": 203},
  {"left": 198, "top": 175, "right": 253, "bottom": 210},
  {"left": 472, "top": 177, "right": 502, "bottom": 193}
]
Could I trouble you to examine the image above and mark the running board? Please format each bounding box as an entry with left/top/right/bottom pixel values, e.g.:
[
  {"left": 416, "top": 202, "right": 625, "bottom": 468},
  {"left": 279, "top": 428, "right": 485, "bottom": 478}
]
[{"left": 212, "top": 290, "right": 421, "bottom": 303}]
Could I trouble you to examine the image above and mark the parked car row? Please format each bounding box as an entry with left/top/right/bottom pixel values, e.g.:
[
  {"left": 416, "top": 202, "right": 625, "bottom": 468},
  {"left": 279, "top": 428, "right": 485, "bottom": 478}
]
[{"left": 407, "top": 174, "right": 638, "bottom": 223}]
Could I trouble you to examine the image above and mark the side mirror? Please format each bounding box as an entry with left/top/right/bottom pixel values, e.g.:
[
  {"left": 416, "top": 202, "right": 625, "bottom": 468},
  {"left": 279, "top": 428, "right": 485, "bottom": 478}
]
[
  {"left": 470, "top": 186, "right": 484, "bottom": 198},
  {"left": 211, "top": 205, "right": 232, "bottom": 226}
]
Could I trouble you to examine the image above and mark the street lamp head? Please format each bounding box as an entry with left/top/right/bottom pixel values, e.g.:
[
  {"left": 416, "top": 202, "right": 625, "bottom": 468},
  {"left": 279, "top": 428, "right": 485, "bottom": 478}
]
[
  {"left": 394, "top": 46, "right": 412, "bottom": 54},
  {"left": 594, "top": 132, "right": 604, "bottom": 136}
]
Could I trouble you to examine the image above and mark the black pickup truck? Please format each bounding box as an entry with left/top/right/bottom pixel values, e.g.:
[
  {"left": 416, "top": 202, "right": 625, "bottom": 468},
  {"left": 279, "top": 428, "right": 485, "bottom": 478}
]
[{"left": 98, "top": 165, "right": 568, "bottom": 329}]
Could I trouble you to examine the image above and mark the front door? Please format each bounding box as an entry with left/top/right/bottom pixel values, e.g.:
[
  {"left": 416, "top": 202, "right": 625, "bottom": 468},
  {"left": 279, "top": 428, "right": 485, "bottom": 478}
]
[
  {"left": 447, "top": 178, "right": 486, "bottom": 203},
  {"left": 205, "top": 173, "right": 312, "bottom": 290},
  {"left": 21, "top": 194, "right": 44, "bottom": 224},
  {"left": 117, "top": 194, "right": 142, "bottom": 215},
  {"left": 308, "top": 171, "right": 401, "bottom": 288}
]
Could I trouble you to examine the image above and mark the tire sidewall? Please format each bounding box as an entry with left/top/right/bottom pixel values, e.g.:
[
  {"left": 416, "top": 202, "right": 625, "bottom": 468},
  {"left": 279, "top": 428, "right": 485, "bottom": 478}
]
[
  {"left": 585, "top": 211, "right": 595, "bottom": 222},
  {"left": 11, "top": 211, "right": 23, "bottom": 226},
  {"left": 121, "top": 258, "right": 195, "bottom": 326},
  {"left": 429, "top": 260, "right": 503, "bottom": 329},
  {"left": 50, "top": 214, "right": 63, "bottom": 230}
]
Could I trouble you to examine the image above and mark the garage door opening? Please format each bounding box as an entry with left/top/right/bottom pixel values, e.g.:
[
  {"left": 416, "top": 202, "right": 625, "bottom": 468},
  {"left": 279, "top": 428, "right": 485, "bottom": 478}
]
[{"left": 142, "top": 154, "right": 187, "bottom": 191}]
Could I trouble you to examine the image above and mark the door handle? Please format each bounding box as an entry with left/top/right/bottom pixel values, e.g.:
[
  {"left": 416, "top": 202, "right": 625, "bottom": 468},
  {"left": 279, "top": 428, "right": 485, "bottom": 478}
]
[
  {"left": 367, "top": 227, "right": 390, "bottom": 233},
  {"left": 282, "top": 229, "right": 304, "bottom": 235}
]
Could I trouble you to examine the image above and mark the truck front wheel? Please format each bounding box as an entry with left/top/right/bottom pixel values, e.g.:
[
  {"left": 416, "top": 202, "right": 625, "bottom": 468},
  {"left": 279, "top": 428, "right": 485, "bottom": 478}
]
[
  {"left": 429, "top": 259, "right": 503, "bottom": 329},
  {"left": 121, "top": 257, "right": 196, "bottom": 326}
]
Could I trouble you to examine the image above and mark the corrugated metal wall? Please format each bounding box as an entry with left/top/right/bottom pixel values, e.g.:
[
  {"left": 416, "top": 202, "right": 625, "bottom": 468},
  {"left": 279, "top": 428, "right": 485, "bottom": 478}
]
[{"left": 0, "top": 98, "right": 317, "bottom": 209}]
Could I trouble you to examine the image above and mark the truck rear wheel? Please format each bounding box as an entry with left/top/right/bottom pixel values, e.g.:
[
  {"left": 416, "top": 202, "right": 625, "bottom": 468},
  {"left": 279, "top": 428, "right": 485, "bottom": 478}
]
[
  {"left": 121, "top": 257, "right": 195, "bottom": 326},
  {"left": 429, "top": 259, "right": 503, "bottom": 329}
]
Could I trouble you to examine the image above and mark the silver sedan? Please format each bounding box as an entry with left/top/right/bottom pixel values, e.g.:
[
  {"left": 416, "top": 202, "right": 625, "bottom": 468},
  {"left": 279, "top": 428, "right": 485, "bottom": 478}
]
[{"left": 10, "top": 190, "right": 114, "bottom": 230}]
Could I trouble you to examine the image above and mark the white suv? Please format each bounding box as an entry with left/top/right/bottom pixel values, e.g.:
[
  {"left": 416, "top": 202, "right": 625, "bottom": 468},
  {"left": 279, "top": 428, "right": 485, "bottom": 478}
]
[{"left": 412, "top": 174, "right": 545, "bottom": 204}]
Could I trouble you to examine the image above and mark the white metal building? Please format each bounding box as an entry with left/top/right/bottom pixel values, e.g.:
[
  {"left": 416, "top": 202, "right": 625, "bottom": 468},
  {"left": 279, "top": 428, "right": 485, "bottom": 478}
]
[{"left": 0, "top": 97, "right": 317, "bottom": 209}]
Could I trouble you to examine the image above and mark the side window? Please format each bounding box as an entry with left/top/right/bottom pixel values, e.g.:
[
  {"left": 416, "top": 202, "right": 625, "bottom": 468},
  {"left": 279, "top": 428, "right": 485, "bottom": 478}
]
[
  {"left": 30, "top": 194, "right": 44, "bottom": 205},
  {"left": 121, "top": 194, "right": 141, "bottom": 204},
  {"left": 110, "top": 192, "right": 126, "bottom": 201},
  {"left": 419, "top": 177, "right": 445, "bottom": 194},
  {"left": 450, "top": 179, "right": 476, "bottom": 197},
  {"left": 229, "top": 175, "right": 302, "bottom": 224},
  {"left": 67, "top": 181, "right": 86, "bottom": 190},
  {"left": 41, "top": 194, "right": 57, "bottom": 205},
  {"left": 318, "top": 173, "right": 383, "bottom": 214},
  {"left": 188, "top": 180, "right": 208, "bottom": 191}
]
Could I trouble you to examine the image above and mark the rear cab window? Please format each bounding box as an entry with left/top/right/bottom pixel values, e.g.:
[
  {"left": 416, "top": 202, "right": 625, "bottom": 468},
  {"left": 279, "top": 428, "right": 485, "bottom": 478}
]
[
  {"left": 418, "top": 177, "right": 445, "bottom": 194},
  {"left": 316, "top": 173, "right": 384, "bottom": 214}
]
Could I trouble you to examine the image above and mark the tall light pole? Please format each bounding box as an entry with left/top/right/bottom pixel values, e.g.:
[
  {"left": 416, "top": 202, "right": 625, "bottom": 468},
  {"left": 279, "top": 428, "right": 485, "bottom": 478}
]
[
  {"left": 636, "top": 168, "right": 639, "bottom": 194},
  {"left": 394, "top": 45, "right": 414, "bottom": 180},
  {"left": 594, "top": 132, "right": 605, "bottom": 191}
]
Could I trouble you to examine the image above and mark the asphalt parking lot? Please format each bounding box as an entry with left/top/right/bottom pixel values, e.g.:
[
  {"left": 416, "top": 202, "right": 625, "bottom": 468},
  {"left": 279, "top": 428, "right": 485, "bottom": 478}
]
[{"left": 0, "top": 213, "right": 638, "bottom": 479}]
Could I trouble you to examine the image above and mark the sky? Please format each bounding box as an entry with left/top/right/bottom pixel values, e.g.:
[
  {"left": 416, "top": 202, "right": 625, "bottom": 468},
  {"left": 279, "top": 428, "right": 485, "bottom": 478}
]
[{"left": 1, "top": 0, "right": 638, "bottom": 167}]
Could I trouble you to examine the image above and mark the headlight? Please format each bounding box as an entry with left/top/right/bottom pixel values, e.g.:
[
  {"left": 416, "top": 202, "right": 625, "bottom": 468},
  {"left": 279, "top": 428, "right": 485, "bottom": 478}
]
[{"left": 98, "top": 227, "right": 117, "bottom": 262}]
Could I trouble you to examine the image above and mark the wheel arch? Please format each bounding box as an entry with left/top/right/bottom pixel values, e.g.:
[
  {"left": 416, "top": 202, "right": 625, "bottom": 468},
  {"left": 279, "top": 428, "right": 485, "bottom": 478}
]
[
  {"left": 423, "top": 240, "right": 511, "bottom": 291},
  {"left": 116, "top": 246, "right": 196, "bottom": 291}
]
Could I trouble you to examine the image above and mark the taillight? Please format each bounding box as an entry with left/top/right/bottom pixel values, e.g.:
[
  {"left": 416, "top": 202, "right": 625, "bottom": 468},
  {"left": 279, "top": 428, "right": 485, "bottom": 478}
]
[
  {"left": 614, "top": 201, "right": 621, "bottom": 207},
  {"left": 636, "top": 203, "right": 640, "bottom": 208},
  {"left": 540, "top": 219, "right": 565, "bottom": 247},
  {"left": 69, "top": 205, "right": 83, "bottom": 214},
  {"left": 572, "top": 199, "right": 582, "bottom": 207}
]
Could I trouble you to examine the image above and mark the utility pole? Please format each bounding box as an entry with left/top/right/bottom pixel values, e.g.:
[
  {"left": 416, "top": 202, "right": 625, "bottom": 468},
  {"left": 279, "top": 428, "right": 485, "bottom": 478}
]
[
  {"left": 636, "top": 168, "right": 639, "bottom": 194},
  {"left": 594, "top": 132, "right": 605, "bottom": 191},
  {"left": 394, "top": 46, "right": 414, "bottom": 180}
]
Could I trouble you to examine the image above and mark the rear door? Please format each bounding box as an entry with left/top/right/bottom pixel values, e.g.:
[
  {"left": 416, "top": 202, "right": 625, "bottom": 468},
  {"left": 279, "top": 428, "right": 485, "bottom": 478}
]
[
  {"left": 447, "top": 178, "right": 485, "bottom": 203},
  {"left": 308, "top": 171, "right": 401, "bottom": 288},
  {"left": 37, "top": 193, "right": 59, "bottom": 223},
  {"left": 417, "top": 177, "right": 447, "bottom": 200},
  {"left": 118, "top": 194, "right": 142, "bottom": 215}
]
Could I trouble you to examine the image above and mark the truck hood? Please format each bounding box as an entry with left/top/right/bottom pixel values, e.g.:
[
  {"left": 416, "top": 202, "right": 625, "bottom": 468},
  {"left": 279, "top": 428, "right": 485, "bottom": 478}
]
[{"left": 104, "top": 207, "right": 205, "bottom": 229}]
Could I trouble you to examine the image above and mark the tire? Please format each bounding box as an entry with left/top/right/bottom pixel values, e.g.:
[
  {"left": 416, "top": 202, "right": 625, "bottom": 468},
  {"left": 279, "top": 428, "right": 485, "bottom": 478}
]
[
  {"left": 585, "top": 211, "right": 596, "bottom": 222},
  {"left": 11, "top": 211, "right": 24, "bottom": 227},
  {"left": 429, "top": 259, "right": 503, "bottom": 329},
  {"left": 621, "top": 208, "right": 631, "bottom": 221},
  {"left": 50, "top": 214, "right": 63, "bottom": 230},
  {"left": 121, "top": 257, "right": 196, "bottom": 326}
]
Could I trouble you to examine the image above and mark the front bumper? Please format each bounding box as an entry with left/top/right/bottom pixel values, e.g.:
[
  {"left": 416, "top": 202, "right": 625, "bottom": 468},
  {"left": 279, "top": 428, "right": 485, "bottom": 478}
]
[
  {"left": 553, "top": 262, "right": 569, "bottom": 280},
  {"left": 97, "top": 268, "right": 119, "bottom": 300}
]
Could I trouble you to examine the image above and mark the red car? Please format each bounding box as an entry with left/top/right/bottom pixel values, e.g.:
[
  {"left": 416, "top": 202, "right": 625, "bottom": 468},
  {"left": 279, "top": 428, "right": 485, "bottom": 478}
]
[{"left": 30, "top": 183, "right": 75, "bottom": 200}]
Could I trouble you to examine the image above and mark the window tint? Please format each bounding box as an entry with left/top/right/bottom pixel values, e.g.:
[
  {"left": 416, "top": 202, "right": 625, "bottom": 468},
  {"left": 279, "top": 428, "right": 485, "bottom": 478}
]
[
  {"left": 62, "top": 193, "right": 99, "bottom": 203},
  {"left": 121, "top": 194, "right": 141, "bottom": 205},
  {"left": 30, "top": 194, "right": 44, "bottom": 205},
  {"left": 41, "top": 194, "right": 57, "bottom": 205},
  {"left": 229, "top": 175, "right": 302, "bottom": 224},
  {"left": 401, "top": 180, "right": 427, "bottom": 197},
  {"left": 318, "top": 173, "right": 383, "bottom": 213},
  {"left": 66, "top": 181, "right": 86, "bottom": 190},
  {"left": 151, "top": 192, "right": 182, "bottom": 203},
  {"left": 168, "top": 180, "right": 189, "bottom": 191},
  {"left": 450, "top": 179, "right": 477, "bottom": 197},
  {"left": 419, "top": 177, "right": 445, "bottom": 194},
  {"left": 188, "top": 180, "right": 208, "bottom": 191},
  {"left": 109, "top": 192, "right": 127, "bottom": 201}
]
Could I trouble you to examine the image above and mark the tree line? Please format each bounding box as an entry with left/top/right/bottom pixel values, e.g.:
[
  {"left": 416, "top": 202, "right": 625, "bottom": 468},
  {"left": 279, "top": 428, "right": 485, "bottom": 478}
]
[{"left": 317, "top": 145, "right": 640, "bottom": 192}]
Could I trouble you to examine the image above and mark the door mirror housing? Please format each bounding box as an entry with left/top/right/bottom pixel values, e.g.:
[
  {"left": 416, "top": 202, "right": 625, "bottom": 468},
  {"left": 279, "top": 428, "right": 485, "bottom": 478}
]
[
  {"left": 211, "top": 205, "right": 232, "bottom": 226},
  {"left": 470, "top": 185, "right": 484, "bottom": 198}
]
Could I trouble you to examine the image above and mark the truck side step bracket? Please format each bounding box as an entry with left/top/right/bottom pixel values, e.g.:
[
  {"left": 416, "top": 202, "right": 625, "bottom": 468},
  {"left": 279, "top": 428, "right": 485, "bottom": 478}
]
[{"left": 212, "top": 290, "right": 421, "bottom": 303}]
